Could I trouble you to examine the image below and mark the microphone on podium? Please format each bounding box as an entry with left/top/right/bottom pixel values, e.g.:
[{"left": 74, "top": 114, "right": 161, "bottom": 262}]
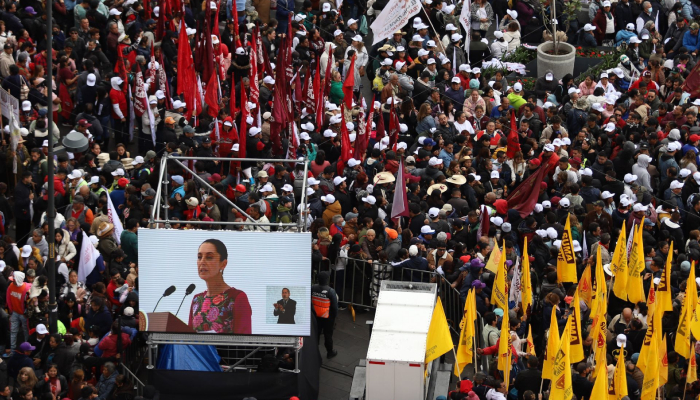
[
  {"left": 153, "top": 285, "right": 177, "bottom": 312},
  {"left": 176, "top": 284, "right": 197, "bottom": 316}
]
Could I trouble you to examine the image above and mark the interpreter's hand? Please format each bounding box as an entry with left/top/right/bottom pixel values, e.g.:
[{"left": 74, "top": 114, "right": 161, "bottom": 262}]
[
  {"left": 476, "top": 348, "right": 484, "bottom": 355},
  {"left": 644, "top": 273, "right": 652, "bottom": 280}
]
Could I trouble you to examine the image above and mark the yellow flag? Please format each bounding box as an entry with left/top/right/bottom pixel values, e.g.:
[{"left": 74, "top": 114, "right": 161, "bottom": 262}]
[
  {"left": 550, "top": 316, "right": 573, "bottom": 400},
  {"left": 569, "top": 289, "right": 584, "bottom": 363},
  {"left": 484, "top": 242, "right": 502, "bottom": 273},
  {"left": 612, "top": 220, "right": 628, "bottom": 299},
  {"left": 498, "top": 303, "right": 512, "bottom": 385},
  {"left": 521, "top": 240, "right": 533, "bottom": 315},
  {"left": 656, "top": 241, "right": 674, "bottom": 315},
  {"left": 579, "top": 264, "right": 593, "bottom": 309},
  {"left": 491, "top": 240, "right": 508, "bottom": 311},
  {"left": 626, "top": 219, "right": 645, "bottom": 303},
  {"left": 676, "top": 261, "right": 696, "bottom": 358},
  {"left": 640, "top": 332, "right": 660, "bottom": 400},
  {"left": 591, "top": 356, "right": 610, "bottom": 400},
  {"left": 659, "top": 334, "right": 668, "bottom": 386},
  {"left": 526, "top": 325, "right": 536, "bottom": 356},
  {"left": 690, "top": 261, "right": 700, "bottom": 339},
  {"left": 542, "top": 306, "right": 561, "bottom": 381},
  {"left": 689, "top": 343, "right": 698, "bottom": 385},
  {"left": 591, "top": 245, "right": 608, "bottom": 328},
  {"left": 637, "top": 286, "right": 657, "bottom": 373},
  {"left": 455, "top": 289, "right": 475, "bottom": 376},
  {"left": 425, "top": 298, "right": 453, "bottom": 364},
  {"left": 592, "top": 319, "right": 607, "bottom": 379},
  {"left": 609, "top": 346, "right": 628, "bottom": 400},
  {"left": 557, "top": 214, "right": 577, "bottom": 283}
]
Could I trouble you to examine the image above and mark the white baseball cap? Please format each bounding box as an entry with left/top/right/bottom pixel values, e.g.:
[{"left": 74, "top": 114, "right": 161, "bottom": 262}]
[
  {"left": 362, "top": 195, "right": 377, "bottom": 205},
  {"left": 601, "top": 191, "right": 614, "bottom": 199},
  {"left": 333, "top": 176, "right": 347, "bottom": 186},
  {"left": 670, "top": 180, "right": 685, "bottom": 190}
]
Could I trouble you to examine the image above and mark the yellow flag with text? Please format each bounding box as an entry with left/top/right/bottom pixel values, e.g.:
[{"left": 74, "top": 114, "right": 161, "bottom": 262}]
[
  {"left": 542, "top": 306, "right": 561, "bottom": 380},
  {"left": 689, "top": 345, "right": 698, "bottom": 385},
  {"left": 484, "top": 242, "right": 502, "bottom": 273},
  {"left": 491, "top": 241, "right": 508, "bottom": 311},
  {"left": 609, "top": 346, "right": 628, "bottom": 400},
  {"left": 425, "top": 298, "right": 453, "bottom": 364},
  {"left": 592, "top": 320, "right": 607, "bottom": 379},
  {"left": 498, "top": 304, "right": 512, "bottom": 385},
  {"left": 521, "top": 240, "right": 533, "bottom": 315},
  {"left": 578, "top": 264, "right": 593, "bottom": 309},
  {"left": 659, "top": 334, "right": 668, "bottom": 386},
  {"left": 640, "top": 333, "right": 660, "bottom": 400},
  {"left": 569, "top": 289, "right": 584, "bottom": 363},
  {"left": 557, "top": 214, "right": 577, "bottom": 283},
  {"left": 612, "top": 220, "right": 628, "bottom": 299},
  {"left": 526, "top": 325, "right": 536, "bottom": 356},
  {"left": 590, "top": 357, "right": 610, "bottom": 400},
  {"left": 455, "top": 289, "right": 476, "bottom": 376},
  {"left": 637, "top": 286, "right": 657, "bottom": 373},
  {"left": 675, "top": 261, "right": 696, "bottom": 358},
  {"left": 656, "top": 242, "right": 673, "bottom": 315},
  {"left": 550, "top": 316, "right": 573, "bottom": 400},
  {"left": 626, "top": 220, "right": 646, "bottom": 304}
]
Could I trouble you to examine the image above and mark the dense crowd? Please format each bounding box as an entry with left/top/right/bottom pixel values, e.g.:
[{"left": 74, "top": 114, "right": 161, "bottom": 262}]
[{"left": 0, "top": 0, "right": 700, "bottom": 396}]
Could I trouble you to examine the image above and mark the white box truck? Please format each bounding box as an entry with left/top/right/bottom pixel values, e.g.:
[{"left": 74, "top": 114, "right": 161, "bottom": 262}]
[{"left": 365, "top": 281, "right": 438, "bottom": 400}]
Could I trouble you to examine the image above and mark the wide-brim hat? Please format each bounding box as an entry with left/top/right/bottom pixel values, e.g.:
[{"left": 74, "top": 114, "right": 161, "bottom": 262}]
[
  {"left": 373, "top": 171, "right": 396, "bottom": 185},
  {"left": 446, "top": 175, "right": 466, "bottom": 185},
  {"left": 97, "top": 222, "right": 115, "bottom": 237},
  {"left": 427, "top": 183, "right": 448, "bottom": 195}
]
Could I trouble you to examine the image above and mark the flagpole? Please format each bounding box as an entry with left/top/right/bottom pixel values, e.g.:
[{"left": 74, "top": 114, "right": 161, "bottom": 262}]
[
  {"left": 419, "top": 4, "right": 447, "bottom": 55},
  {"left": 451, "top": 347, "right": 462, "bottom": 382}
]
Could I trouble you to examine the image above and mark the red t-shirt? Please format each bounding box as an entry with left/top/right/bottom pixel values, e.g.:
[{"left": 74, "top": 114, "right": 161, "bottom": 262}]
[{"left": 109, "top": 88, "right": 127, "bottom": 119}]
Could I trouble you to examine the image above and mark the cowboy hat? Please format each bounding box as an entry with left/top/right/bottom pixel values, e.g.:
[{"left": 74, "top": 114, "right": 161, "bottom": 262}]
[
  {"left": 445, "top": 175, "right": 467, "bottom": 185},
  {"left": 373, "top": 171, "right": 396, "bottom": 185},
  {"left": 97, "top": 222, "right": 115, "bottom": 238},
  {"left": 427, "top": 183, "right": 448, "bottom": 195}
]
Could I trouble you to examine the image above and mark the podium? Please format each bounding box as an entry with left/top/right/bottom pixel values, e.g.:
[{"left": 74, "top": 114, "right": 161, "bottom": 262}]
[{"left": 139, "top": 311, "right": 194, "bottom": 333}]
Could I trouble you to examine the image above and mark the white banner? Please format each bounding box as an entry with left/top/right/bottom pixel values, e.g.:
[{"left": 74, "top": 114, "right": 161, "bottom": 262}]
[
  {"left": 460, "top": 0, "right": 471, "bottom": 61},
  {"left": 78, "top": 230, "right": 100, "bottom": 283},
  {"left": 105, "top": 187, "right": 124, "bottom": 245},
  {"left": 370, "top": 0, "right": 422, "bottom": 45},
  {"left": 509, "top": 257, "right": 521, "bottom": 305},
  {"left": 0, "top": 86, "right": 19, "bottom": 126}
]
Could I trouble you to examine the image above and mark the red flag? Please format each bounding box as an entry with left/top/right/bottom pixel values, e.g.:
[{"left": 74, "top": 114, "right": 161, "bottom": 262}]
[
  {"left": 177, "top": 19, "right": 200, "bottom": 120},
  {"left": 212, "top": 1, "right": 220, "bottom": 38},
  {"left": 391, "top": 159, "right": 409, "bottom": 223},
  {"left": 293, "top": 72, "right": 303, "bottom": 104},
  {"left": 506, "top": 109, "right": 520, "bottom": 158},
  {"left": 342, "top": 55, "right": 356, "bottom": 109},
  {"left": 231, "top": 1, "right": 241, "bottom": 47},
  {"left": 249, "top": 39, "right": 259, "bottom": 106},
  {"left": 354, "top": 99, "right": 372, "bottom": 159},
  {"left": 506, "top": 166, "right": 548, "bottom": 218},
  {"left": 157, "top": 50, "right": 172, "bottom": 109},
  {"left": 388, "top": 103, "right": 400, "bottom": 150},
  {"left": 239, "top": 83, "right": 248, "bottom": 159},
  {"left": 205, "top": 70, "right": 220, "bottom": 118}
]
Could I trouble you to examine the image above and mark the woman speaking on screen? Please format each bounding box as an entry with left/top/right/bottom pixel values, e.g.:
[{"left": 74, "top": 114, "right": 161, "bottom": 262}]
[{"left": 188, "top": 239, "right": 252, "bottom": 334}]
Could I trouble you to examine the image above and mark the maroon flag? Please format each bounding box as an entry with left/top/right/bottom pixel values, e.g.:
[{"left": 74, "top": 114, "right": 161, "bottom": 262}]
[
  {"left": 391, "top": 160, "right": 409, "bottom": 223},
  {"left": 155, "top": 0, "right": 166, "bottom": 41},
  {"left": 375, "top": 104, "right": 386, "bottom": 140},
  {"left": 506, "top": 166, "right": 548, "bottom": 218},
  {"left": 313, "top": 61, "right": 323, "bottom": 125},
  {"left": 248, "top": 37, "right": 259, "bottom": 119},
  {"left": 133, "top": 70, "right": 147, "bottom": 117},
  {"left": 205, "top": 70, "right": 220, "bottom": 118},
  {"left": 342, "top": 55, "right": 356, "bottom": 109},
  {"left": 388, "top": 103, "right": 400, "bottom": 150},
  {"left": 194, "top": 5, "right": 214, "bottom": 82},
  {"left": 355, "top": 100, "right": 372, "bottom": 159},
  {"left": 681, "top": 62, "right": 700, "bottom": 99},
  {"left": 304, "top": 69, "right": 315, "bottom": 111},
  {"left": 506, "top": 109, "right": 520, "bottom": 158},
  {"left": 157, "top": 51, "right": 172, "bottom": 109}
]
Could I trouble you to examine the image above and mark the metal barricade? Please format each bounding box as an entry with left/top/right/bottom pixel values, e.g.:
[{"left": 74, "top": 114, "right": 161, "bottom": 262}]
[{"left": 120, "top": 363, "right": 145, "bottom": 396}]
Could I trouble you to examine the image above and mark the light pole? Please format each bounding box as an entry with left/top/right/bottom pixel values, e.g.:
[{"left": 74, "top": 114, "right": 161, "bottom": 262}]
[{"left": 45, "top": 0, "right": 57, "bottom": 333}]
